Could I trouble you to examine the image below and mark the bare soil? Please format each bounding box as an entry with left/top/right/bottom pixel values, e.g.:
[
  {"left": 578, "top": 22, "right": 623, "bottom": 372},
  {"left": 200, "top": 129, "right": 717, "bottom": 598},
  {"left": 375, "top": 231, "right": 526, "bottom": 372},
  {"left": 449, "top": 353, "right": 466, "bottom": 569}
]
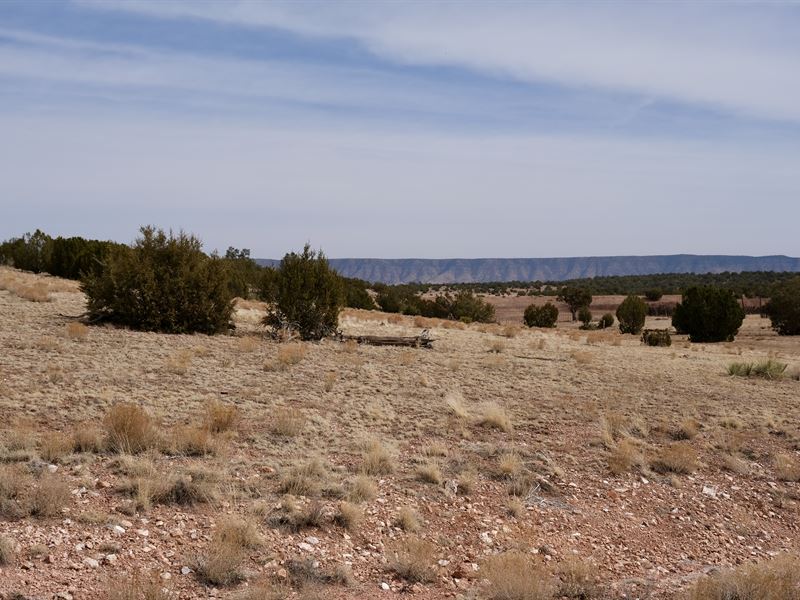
[{"left": 1, "top": 267, "right": 799, "bottom": 600}]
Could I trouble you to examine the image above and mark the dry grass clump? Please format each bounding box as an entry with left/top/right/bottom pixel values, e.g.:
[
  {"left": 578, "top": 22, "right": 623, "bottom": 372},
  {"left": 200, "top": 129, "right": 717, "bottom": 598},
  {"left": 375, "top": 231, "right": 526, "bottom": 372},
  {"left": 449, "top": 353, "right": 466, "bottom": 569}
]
[
  {"left": 29, "top": 473, "right": 71, "bottom": 517},
  {"left": 478, "top": 402, "right": 513, "bottom": 432},
  {"left": 359, "top": 440, "right": 395, "bottom": 476},
  {"left": 688, "top": 554, "right": 800, "bottom": 600},
  {"left": 498, "top": 452, "right": 524, "bottom": 479},
  {"left": 481, "top": 551, "right": 555, "bottom": 600},
  {"left": 170, "top": 425, "right": 219, "bottom": 456},
  {"left": 487, "top": 339, "right": 506, "bottom": 353},
  {"left": 394, "top": 507, "right": 422, "bottom": 532},
  {"left": 348, "top": 475, "right": 377, "bottom": 503},
  {"left": 422, "top": 441, "right": 448, "bottom": 457},
  {"left": 651, "top": 442, "right": 699, "bottom": 474},
  {"left": 608, "top": 438, "right": 643, "bottom": 475},
  {"left": 0, "top": 465, "right": 29, "bottom": 518},
  {"left": 105, "top": 403, "right": 157, "bottom": 454},
  {"left": 119, "top": 464, "right": 217, "bottom": 511},
  {"left": 64, "top": 322, "right": 89, "bottom": 340},
  {"left": 13, "top": 282, "right": 51, "bottom": 302},
  {"left": 279, "top": 458, "right": 328, "bottom": 497},
  {"left": 334, "top": 501, "right": 363, "bottom": 531},
  {"left": 570, "top": 351, "right": 593, "bottom": 364},
  {"left": 556, "top": 557, "right": 599, "bottom": 599},
  {"left": 416, "top": 462, "right": 443, "bottom": 485},
  {"left": 721, "top": 453, "right": 750, "bottom": 476},
  {"left": 387, "top": 536, "right": 437, "bottom": 583},
  {"left": 216, "top": 516, "right": 262, "bottom": 550},
  {"left": 237, "top": 336, "right": 260, "bottom": 353},
  {"left": 72, "top": 425, "right": 104, "bottom": 453},
  {"left": 193, "top": 530, "right": 248, "bottom": 587},
  {"left": 204, "top": 400, "right": 239, "bottom": 433},
  {"left": 774, "top": 453, "right": 800, "bottom": 482},
  {"left": 673, "top": 417, "right": 700, "bottom": 440},
  {"left": 108, "top": 570, "right": 170, "bottom": 600},
  {"left": 164, "top": 349, "right": 193, "bottom": 374},
  {"left": 286, "top": 557, "right": 354, "bottom": 589},
  {"left": 268, "top": 407, "right": 305, "bottom": 438},
  {"left": 0, "top": 535, "right": 15, "bottom": 565},
  {"left": 39, "top": 432, "right": 73, "bottom": 463},
  {"left": 501, "top": 325, "right": 519, "bottom": 338},
  {"left": 728, "top": 359, "right": 788, "bottom": 380},
  {"left": 445, "top": 390, "right": 469, "bottom": 420},
  {"left": 323, "top": 371, "right": 336, "bottom": 392},
  {"left": 278, "top": 343, "right": 308, "bottom": 366},
  {"left": 457, "top": 470, "right": 478, "bottom": 495},
  {"left": 507, "top": 497, "right": 525, "bottom": 518}
]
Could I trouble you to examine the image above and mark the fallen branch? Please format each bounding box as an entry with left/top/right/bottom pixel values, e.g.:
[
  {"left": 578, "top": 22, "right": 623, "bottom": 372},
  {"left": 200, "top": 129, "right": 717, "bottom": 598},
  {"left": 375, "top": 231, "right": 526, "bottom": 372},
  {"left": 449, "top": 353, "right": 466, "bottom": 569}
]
[{"left": 342, "top": 329, "right": 434, "bottom": 348}]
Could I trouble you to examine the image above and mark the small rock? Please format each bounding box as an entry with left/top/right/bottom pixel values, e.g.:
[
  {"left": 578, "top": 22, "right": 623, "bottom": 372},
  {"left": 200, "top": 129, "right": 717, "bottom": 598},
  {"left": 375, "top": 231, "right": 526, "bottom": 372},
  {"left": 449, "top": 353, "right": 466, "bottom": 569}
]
[
  {"left": 136, "top": 529, "right": 149, "bottom": 537},
  {"left": 47, "top": 464, "right": 59, "bottom": 473},
  {"left": 298, "top": 542, "right": 314, "bottom": 552},
  {"left": 181, "top": 566, "right": 192, "bottom": 575},
  {"left": 380, "top": 582, "right": 390, "bottom": 591},
  {"left": 305, "top": 536, "right": 320, "bottom": 545},
  {"left": 160, "top": 572, "right": 171, "bottom": 580},
  {"left": 83, "top": 558, "right": 100, "bottom": 569},
  {"left": 111, "top": 525, "right": 125, "bottom": 535}
]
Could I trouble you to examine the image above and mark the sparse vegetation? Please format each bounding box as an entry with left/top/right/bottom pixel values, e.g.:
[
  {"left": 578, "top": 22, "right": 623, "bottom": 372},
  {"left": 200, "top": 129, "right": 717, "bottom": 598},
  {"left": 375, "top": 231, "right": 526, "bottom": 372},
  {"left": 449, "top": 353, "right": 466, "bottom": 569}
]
[
  {"left": 482, "top": 551, "right": 555, "bottom": 600},
  {"left": 688, "top": 554, "right": 800, "bottom": 600},
  {"left": 652, "top": 442, "right": 699, "bottom": 474},
  {"left": 105, "top": 403, "right": 157, "bottom": 454},
  {"left": 360, "top": 441, "right": 395, "bottom": 476},
  {"left": 524, "top": 302, "right": 559, "bottom": 328},
  {"left": 478, "top": 402, "right": 513, "bottom": 432},
  {"left": 558, "top": 286, "right": 592, "bottom": 322},
  {"left": 387, "top": 536, "right": 436, "bottom": 583},
  {"left": 728, "top": 359, "right": 788, "bottom": 379}
]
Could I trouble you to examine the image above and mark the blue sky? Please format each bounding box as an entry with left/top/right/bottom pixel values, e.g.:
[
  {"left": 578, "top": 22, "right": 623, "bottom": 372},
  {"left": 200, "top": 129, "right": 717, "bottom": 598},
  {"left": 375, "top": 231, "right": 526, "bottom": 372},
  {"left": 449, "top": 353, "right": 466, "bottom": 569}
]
[{"left": 1, "top": 1, "right": 799, "bottom": 258}]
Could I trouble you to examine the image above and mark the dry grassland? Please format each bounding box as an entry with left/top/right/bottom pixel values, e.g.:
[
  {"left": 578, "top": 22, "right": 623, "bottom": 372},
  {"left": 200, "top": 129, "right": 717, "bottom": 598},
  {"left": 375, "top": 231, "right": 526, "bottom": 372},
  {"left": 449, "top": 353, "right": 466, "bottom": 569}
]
[{"left": 1, "top": 266, "right": 799, "bottom": 599}]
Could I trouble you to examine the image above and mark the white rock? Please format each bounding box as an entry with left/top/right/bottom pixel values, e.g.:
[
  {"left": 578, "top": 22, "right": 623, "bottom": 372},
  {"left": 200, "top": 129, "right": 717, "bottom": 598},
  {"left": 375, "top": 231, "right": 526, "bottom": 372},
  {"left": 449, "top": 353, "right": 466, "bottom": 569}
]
[
  {"left": 136, "top": 529, "right": 149, "bottom": 537},
  {"left": 83, "top": 558, "right": 100, "bottom": 569},
  {"left": 380, "top": 582, "right": 390, "bottom": 591},
  {"left": 298, "top": 542, "right": 314, "bottom": 552},
  {"left": 47, "top": 464, "right": 58, "bottom": 473},
  {"left": 305, "top": 536, "right": 320, "bottom": 545},
  {"left": 181, "top": 566, "right": 192, "bottom": 575},
  {"left": 111, "top": 525, "right": 125, "bottom": 535}
]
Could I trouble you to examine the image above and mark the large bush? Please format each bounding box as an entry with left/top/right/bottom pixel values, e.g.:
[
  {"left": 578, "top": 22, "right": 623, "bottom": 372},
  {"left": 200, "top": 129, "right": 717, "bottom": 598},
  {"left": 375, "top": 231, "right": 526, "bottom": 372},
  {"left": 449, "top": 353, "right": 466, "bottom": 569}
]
[
  {"left": 557, "top": 286, "right": 592, "bottom": 321},
  {"left": 448, "top": 290, "right": 495, "bottom": 323},
  {"left": 523, "top": 302, "right": 558, "bottom": 328},
  {"left": 672, "top": 286, "right": 745, "bottom": 342},
  {"left": 616, "top": 295, "right": 647, "bottom": 334},
  {"left": 0, "top": 230, "right": 53, "bottom": 273},
  {"left": 82, "top": 227, "right": 234, "bottom": 334},
  {"left": 264, "top": 244, "right": 344, "bottom": 340},
  {"left": 765, "top": 277, "right": 800, "bottom": 335}
]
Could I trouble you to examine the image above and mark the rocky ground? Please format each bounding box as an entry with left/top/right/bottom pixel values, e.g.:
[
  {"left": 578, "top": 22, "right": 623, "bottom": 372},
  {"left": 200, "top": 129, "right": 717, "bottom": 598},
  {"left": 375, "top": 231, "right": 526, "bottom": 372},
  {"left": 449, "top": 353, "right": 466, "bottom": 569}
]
[{"left": 1, "top": 267, "right": 799, "bottom": 600}]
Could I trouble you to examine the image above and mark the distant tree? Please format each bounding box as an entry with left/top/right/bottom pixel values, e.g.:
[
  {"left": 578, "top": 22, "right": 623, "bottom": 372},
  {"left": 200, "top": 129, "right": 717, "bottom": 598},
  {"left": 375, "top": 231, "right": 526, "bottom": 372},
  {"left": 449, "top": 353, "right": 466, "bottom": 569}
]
[
  {"left": 764, "top": 277, "right": 800, "bottom": 335},
  {"left": 616, "top": 295, "right": 647, "bottom": 334},
  {"left": 672, "top": 286, "right": 745, "bottom": 342},
  {"left": 263, "top": 244, "right": 344, "bottom": 340},
  {"left": 82, "top": 226, "right": 234, "bottom": 334},
  {"left": 0, "top": 230, "right": 53, "bottom": 273},
  {"left": 578, "top": 306, "right": 593, "bottom": 329},
  {"left": 448, "top": 290, "right": 495, "bottom": 323},
  {"left": 342, "top": 277, "right": 376, "bottom": 310},
  {"left": 523, "top": 302, "right": 558, "bottom": 328},
  {"left": 557, "top": 286, "right": 592, "bottom": 321},
  {"left": 599, "top": 313, "right": 615, "bottom": 329},
  {"left": 644, "top": 289, "right": 664, "bottom": 302}
]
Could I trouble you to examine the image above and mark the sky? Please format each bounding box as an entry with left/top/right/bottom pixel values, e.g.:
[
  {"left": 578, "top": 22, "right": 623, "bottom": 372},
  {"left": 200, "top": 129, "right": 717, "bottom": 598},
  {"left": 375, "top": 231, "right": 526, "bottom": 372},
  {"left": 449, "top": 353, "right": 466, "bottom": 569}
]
[{"left": 1, "top": 1, "right": 799, "bottom": 259}]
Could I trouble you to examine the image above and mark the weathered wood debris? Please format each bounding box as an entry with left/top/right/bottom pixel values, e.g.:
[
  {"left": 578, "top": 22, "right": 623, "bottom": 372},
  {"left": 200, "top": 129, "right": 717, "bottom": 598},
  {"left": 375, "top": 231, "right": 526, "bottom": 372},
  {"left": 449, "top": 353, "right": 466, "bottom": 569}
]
[{"left": 341, "top": 329, "right": 433, "bottom": 348}]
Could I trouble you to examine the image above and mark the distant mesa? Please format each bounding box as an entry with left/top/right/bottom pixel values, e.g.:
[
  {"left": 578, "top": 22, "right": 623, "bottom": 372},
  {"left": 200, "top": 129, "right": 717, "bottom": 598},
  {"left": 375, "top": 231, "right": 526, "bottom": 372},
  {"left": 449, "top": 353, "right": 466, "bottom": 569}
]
[{"left": 255, "top": 254, "right": 800, "bottom": 285}]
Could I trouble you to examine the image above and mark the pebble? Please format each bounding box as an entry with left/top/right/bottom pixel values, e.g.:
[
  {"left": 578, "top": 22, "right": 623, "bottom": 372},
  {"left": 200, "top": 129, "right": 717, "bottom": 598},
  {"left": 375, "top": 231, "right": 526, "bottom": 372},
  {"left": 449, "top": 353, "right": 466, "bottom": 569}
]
[
  {"left": 380, "top": 582, "right": 390, "bottom": 591},
  {"left": 181, "top": 566, "right": 192, "bottom": 575},
  {"left": 298, "top": 542, "right": 314, "bottom": 552},
  {"left": 83, "top": 558, "right": 100, "bottom": 569},
  {"left": 305, "top": 536, "right": 320, "bottom": 545}
]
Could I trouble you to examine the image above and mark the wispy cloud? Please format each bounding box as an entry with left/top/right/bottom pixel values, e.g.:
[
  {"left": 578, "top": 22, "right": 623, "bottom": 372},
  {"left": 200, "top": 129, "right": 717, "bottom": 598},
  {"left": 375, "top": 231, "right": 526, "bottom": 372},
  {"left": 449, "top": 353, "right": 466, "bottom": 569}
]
[{"left": 78, "top": 1, "right": 800, "bottom": 123}]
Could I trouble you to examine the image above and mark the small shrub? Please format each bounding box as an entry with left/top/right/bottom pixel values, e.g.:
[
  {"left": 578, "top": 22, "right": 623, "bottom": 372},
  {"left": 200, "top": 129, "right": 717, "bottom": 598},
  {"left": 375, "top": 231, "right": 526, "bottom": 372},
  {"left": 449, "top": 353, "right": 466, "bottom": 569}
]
[
  {"left": 108, "top": 571, "right": 169, "bottom": 600},
  {"left": 72, "top": 425, "right": 103, "bottom": 453},
  {"left": 445, "top": 391, "right": 469, "bottom": 420},
  {"left": 105, "top": 403, "right": 156, "bottom": 454},
  {"left": 387, "top": 536, "right": 436, "bottom": 583},
  {"left": 644, "top": 289, "right": 664, "bottom": 302},
  {"left": 194, "top": 537, "right": 246, "bottom": 587},
  {"left": 498, "top": 452, "right": 523, "bottom": 479},
  {"left": 481, "top": 551, "right": 555, "bottom": 600},
  {"left": 598, "top": 313, "right": 614, "bottom": 329},
  {"left": 334, "top": 501, "right": 363, "bottom": 531},
  {"left": 478, "top": 403, "right": 513, "bottom": 432},
  {"left": 81, "top": 226, "right": 234, "bottom": 334},
  {"left": 774, "top": 453, "right": 800, "bottom": 482},
  {"left": 728, "top": 359, "right": 787, "bottom": 380},
  {"left": 557, "top": 287, "right": 592, "bottom": 322},
  {"left": 578, "top": 306, "right": 593, "bottom": 329},
  {"left": 608, "top": 438, "right": 642, "bottom": 475},
  {"left": 266, "top": 343, "right": 308, "bottom": 371},
  {"left": 216, "top": 517, "right": 262, "bottom": 550},
  {"left": 672, "top": 286, "right": 745, "bottom": 342},
  {"left": 170, "top": 426, "right": 218, "bottom": 456},
  {"left": 488, "top": 339, "right": 506, "bottom": 353},
  {"left": 673, "top": 418, "right": 699, "bottom": 440},
  {"left": 395, "top": 507, "right": 422, "bottom": 532},
  {"left": 164, "top": 350, "right": 192, "bottom": 374},
  {"left": 279, "top": 460, "right": 327, "bottom": 497},
  {"left": 616, "top": 295, "right": 647, "bottom": 335},
  {"left": 641, "top": 329, "right": 671, "bottom": 347},
  {"left": 506, "top": 497, "right": 525, "bottom": 518},
  {"left": 263, "top": 244, "right": 343, "bottom": 341},
  {"left": 688, "top": 554, "right": 800, "bottom": 600},
  {"left": 556, "top": 557, "right": 599, "bottom": 599},
  {"left": 524, "top": 303, "right": 558, "bottom": 328},
  {"left": 30, "top": 474, "right": 70, "bottom": 517},
  {"left": 415, "top": 462, "right": 442, "bottom": 485},
  {"left": 204, "top": 400, "right": 239, "bottom": 433},
  {"left": 764, "top": 277, "right": 800, "bottom": 336},
  {"left": 39, "top": 432, "right": 73, "bottom": 463},
  {"left": 348, "top": 475, "right": 377, "bottom": 503},
  {"left": 652, "top": 442, "right": 699, "bottom": 474},
  {"left": 360, "top": 441, "right": 394, "bottom": 476}
]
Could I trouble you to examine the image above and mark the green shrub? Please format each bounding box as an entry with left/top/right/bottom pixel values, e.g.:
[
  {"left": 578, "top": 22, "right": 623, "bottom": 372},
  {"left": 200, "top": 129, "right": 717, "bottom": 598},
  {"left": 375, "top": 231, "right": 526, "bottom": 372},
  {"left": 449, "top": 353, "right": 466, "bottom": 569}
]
[
  {"left": 616, "top": 295, "right": 647, "bottom": 334},
  {"left": 599, "top": 313, "right": 614, "bottom": 329},
  {"left": 220, "top": 247, "right": 263, "bottom": 300},
  {"left": 343, "top": 277, "right": 376, "bottom": 310},
  {"left": 557, "top": 286, "right": 592, "bottom": 321},
  {"left": 0, "top": 230, "right": 53, "bottom": 273},
  {"left": 578, "top": 306, "right": 593, "bottom": 329},
  {"left": 448, "top": 290, "right": 495, "bottom": 323},
  {"left": 641, "top": 329, "right": 671, "bottom": 347},
  {"left": 644, "top": 289, "right": 664, "bottom": 301},
  {"left": 81, "top": 227, "right": 234, "bottom": 334},
  {"left": 728, "top": 359, "right": 787, "bottom": 379},
  {"left": 264, "top": 244, "right": 344, "bottom": 340},
  {"left": 765, "top": 277, "right": 800, "bottom": 336},
  {"left": 672, "top": 286, "right": 745, "bottom": 342},
  {"left": 523, "top": 302, "right": 558, "bottom": 328}
]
